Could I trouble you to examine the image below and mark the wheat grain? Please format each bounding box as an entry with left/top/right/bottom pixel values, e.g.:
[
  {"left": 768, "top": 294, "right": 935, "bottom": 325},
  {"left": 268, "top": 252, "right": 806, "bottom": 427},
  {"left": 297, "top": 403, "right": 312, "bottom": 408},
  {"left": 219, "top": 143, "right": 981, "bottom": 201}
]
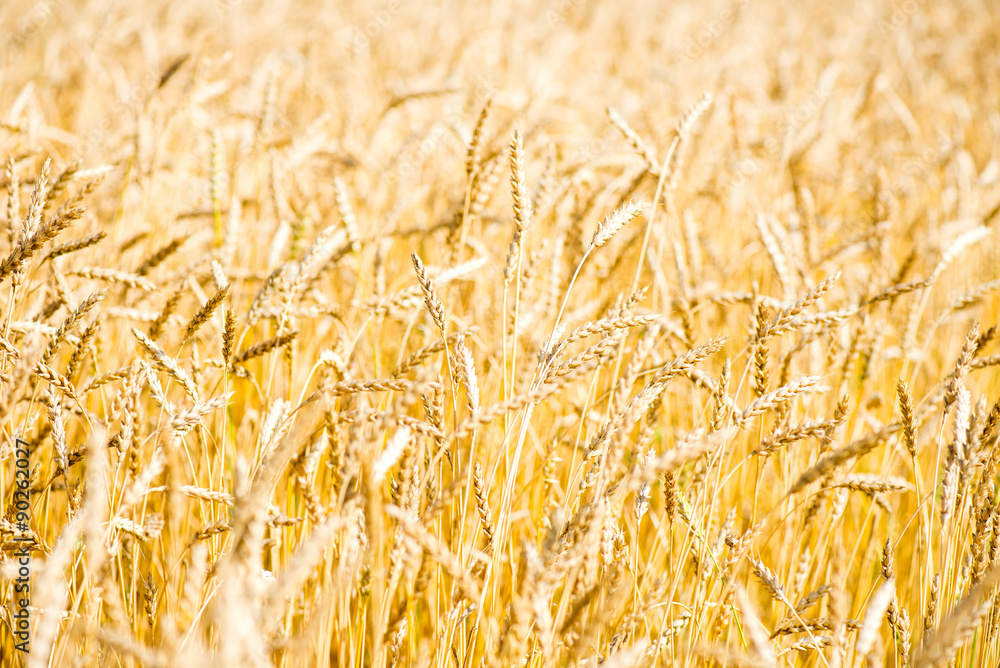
[
  {"left": 588, "top": 199, "right": 647, "bottom": 251},
  {"left": 69, "top": 267, "right": 156, "bottom": 291},
  {"left": 131, "top": 327, "right": 199, "bottom": 401},
  {"left": 230, "top": 330, "right": 299, "bottom": 367},
  {"left": 182, "top": 285, "right": 229, "bottom": 343},
  {"left": 788, "top": 423, "right": 902, "bottom": 495}
]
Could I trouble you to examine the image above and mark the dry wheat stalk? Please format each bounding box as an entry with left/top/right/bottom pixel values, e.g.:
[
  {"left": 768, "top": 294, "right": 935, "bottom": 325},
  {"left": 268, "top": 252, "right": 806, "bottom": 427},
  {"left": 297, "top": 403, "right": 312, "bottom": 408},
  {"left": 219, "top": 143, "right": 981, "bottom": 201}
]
[
  {"left": 32, "top": 361, "right": 82, "bottom": 406},
  {"left": 738, "top": 376, "right": 824, "bottom": 427},
  {"left": 69, "top": 267, "right": 156, "bottom": 290},
  {"left": 607, "top": 107, "right": 660, "bottom": 173},
  {"left": 65, "top": 314, "right": 101, "bottom": 380},
  {"left": 771, "top": 617, "right": 860, "bottom": 638},
  {"left": 862, "top": 277, "right": 933, "bottom": 308},
  {"left": 788, "top": 423, "right": 902, "bottom": 495},
  {"left": 795, "top": 585, "right": 830, "bottom": 614},
  {"left": 2, "top": 206, "right": 83, "bottom": 286},
  {"left": 914, "top": 566, "right": 1000, "bottom": 667},
  {"left": 182, "top": 285, "right": 229, "bottom": 343},
  {"left": 453, "top": 334, "right": 480, "bottom": 412},
  {"left": 465, "top": 97, "right": 492, "bottom": 180},
  {"left": 835, "top": 474, "right": 909, "bottom": 494},
  {"left": 856, "top": 579, "right": 895, "bottom": 659},
  {"left": 40, "top": 289, "right": 106, "bottom": 366},
  {"left": 166, "top": 393, "right": 231, "bottom": 435},
  {"left": 753, "top": 418, "right": 840, "bottom": 457},
  {"left": 149, "top": 283, "right": 186, "bottom": 339},
  {"left": 230, "top": 330, "right": 299, "bottom": 368},
  {"left": 1, "top": 8, "right": 998, "bottom": 667},
  {"left": 45, "top": 230, "right": 107, "bottom": 262},
  {"left": 732, "top": 582, "right": 778, "bottom": 667},
  {"left": 411, "top": 252, "right": 447, "bottom": 333},
  {"left": 5, "top": 156, "right": 19, "bottom": 245},
  {"left": 764, "top": 272, "right": 841, "bottom": 337},
  {"left": 472, "top": 462, "right": 495, "bottom": 554},
  {"left": 663, "top": 92, "right": 713, "bottom": 192},
  {"left": 588, "top": 199, "right": 648, "bottom": 251},
  {"left": 392, "top": 329, "right": 475, "bottom": 378},
  {"left": 383, "top": 504, "right": 481, "bottom": 602},
  {"left": 131, "top": 327, "right": 199, "bottom": 401}
]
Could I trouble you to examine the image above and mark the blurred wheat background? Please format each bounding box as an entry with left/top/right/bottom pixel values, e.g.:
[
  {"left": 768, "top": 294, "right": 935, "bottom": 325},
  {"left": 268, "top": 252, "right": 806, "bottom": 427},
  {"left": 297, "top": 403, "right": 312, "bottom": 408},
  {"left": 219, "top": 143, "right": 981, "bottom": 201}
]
[{"left": 0, "top": 0, "right": 999, "bottom": 666}]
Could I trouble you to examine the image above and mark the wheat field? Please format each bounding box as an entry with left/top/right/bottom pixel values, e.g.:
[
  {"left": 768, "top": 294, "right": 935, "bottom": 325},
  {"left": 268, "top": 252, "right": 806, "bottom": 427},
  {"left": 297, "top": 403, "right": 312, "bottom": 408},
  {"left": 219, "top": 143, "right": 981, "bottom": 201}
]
[{"left": 0, "top": 0, "right": 998, "bottom": 666}]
